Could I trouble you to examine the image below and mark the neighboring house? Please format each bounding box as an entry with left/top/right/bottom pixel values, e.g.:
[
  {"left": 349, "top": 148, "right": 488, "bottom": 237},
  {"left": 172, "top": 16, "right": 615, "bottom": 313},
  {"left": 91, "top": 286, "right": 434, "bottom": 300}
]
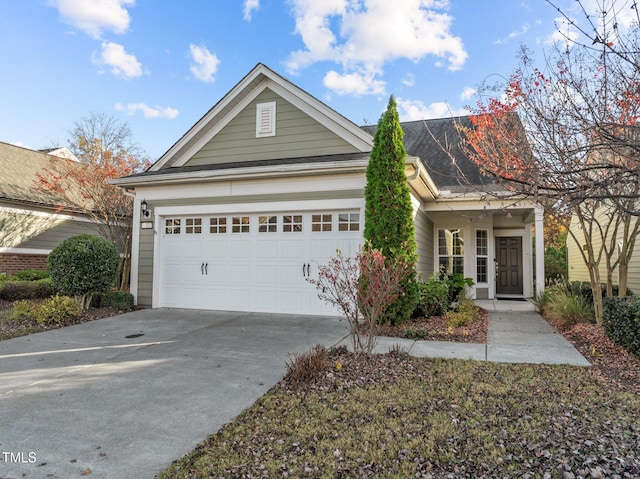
[
  {"left": 113, "top": 63, "right": 544, "bottom": 314},
  {"left": 567, "top": 202, "right": 640, "bottom": 293},
  {"left": 0, "top": 142, "right": 103, "bottom": 274}
]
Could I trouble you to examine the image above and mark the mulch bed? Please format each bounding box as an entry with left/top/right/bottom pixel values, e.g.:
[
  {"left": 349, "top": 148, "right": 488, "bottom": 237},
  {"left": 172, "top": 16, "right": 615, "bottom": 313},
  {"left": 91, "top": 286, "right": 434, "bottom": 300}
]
[
  {"left": 376, "top": 308, "right": 488, "bottom": 343},
  {"left": 551, "top": 320, "right": 640, "bottom": 396},
  {"left": 0, "top": 299, "right": 125, "bottom": 338}
]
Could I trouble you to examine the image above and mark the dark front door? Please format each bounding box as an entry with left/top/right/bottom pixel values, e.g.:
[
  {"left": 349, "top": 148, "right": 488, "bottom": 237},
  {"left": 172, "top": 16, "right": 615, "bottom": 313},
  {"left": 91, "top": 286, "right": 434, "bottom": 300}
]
[{"left": 495, "top": 237, "right": 523, "bottom": 295}]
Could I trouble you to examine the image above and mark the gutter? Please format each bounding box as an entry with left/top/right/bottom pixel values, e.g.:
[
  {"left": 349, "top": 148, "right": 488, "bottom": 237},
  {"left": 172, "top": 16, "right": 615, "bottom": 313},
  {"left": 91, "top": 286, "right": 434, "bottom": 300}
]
[
  {"left": 405, "top": 158, "right": 440, "bottom": 200},
  {"left": 110, "top": 158, "right": 370, "bottom": 188}
]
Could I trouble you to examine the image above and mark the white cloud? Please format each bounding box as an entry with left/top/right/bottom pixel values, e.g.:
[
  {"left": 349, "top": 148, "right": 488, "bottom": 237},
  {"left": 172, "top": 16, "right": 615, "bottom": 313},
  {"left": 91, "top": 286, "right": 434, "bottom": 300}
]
[
  {"left": 460, "top": 86, "right": 476, "bottom": 101},
  {"left": 545, "top": 16, "right": 579, "bottom": 45},
  {"left": 94, "top": 41, "right": 142, "bottom": 79},
  {"left": 323, "top": 70, "right": 385, "bottom": 96},
  {"left": 189, "top": 44, "right": 220, "bottom": 83},
  {"left": 397, "top": 98, "right": 469, "bottom": 121},
  {"left": 286, "top": 0, "right": 468, "bottom": 86},
  {"left": 49, "top": 0, "right": 135, "bottom": 39},
  {"left": 243, "top": 0, "right": 260, "bottom": 21},
  {"left": 495, "top": 23, "right": 530, "bottom": 44},
  {"left": 115, "top": 102, "right": 179, "bottom": 119},
  {"left": 402, "top": 73, "right": 415, "bottom": 87}
]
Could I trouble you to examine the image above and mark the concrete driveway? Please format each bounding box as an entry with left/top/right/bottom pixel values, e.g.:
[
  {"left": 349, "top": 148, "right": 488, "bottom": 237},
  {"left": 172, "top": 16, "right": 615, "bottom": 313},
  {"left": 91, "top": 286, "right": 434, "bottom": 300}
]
[{"left": 0, "top": 309, "right": 349, "bottom": 479}]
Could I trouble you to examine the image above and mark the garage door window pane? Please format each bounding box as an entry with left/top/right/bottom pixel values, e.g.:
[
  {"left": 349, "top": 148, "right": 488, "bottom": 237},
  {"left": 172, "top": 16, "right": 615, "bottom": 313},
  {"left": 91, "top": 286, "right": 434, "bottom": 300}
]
[
  {"left": 259, "top": 215, "right": 277, "bottom": 233},
  {"left": 185, "top": 218, "right": 202, "bottom": 234},
  {"left": 283, "top": 214, "right": 302, "bottom": 232},
  {"left": 210, "top": 217, "right": 227, "bottom": 234},
  {"left": 165, "top": 218, "right": 181, "bottom": 235},
  {"left": 338, "top": 213, "right": 359, "bottom": 231},
  {"left": 312, "top": 214, "right": 332, "bottom": 232},
  {"left": 232, "top": 216, "right": 250, "bottom": 233}
]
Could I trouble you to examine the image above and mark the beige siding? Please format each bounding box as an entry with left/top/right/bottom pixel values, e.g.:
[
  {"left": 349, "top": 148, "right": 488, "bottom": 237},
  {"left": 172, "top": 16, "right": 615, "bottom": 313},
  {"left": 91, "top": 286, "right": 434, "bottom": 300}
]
[
  {"left": 567, "top": 214, "right": 591, "bottom": 283},
  {"left": 567, "top": 204, "right": 640, "bottom": 293},
  {"left": 0, "top": 209, "right": 102, "bottom": 251},
  {"left": 186, "top": 89, "right": 360, "bottom": 166},
  {"left": 414, "top": 207, "right": 434, "bottom": 279}
]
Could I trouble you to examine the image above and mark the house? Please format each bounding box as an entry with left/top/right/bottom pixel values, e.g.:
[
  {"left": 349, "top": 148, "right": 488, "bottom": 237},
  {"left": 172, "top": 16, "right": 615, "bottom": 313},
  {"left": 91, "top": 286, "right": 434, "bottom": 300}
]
[
  {"left": 0, "top": 142, "right": 103, "bottom": 275},
  {"left": 567, "top": 201, "right": 640, "bottom": 293},
  {"left": 112, "top": 63, "right": 544, "bottom": 314}
]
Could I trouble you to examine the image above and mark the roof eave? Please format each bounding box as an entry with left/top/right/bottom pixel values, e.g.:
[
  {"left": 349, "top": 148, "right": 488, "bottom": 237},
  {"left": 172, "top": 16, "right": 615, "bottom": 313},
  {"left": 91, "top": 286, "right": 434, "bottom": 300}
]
[{"left": 110, "top": 158, "right": 370, "bottom": 189}]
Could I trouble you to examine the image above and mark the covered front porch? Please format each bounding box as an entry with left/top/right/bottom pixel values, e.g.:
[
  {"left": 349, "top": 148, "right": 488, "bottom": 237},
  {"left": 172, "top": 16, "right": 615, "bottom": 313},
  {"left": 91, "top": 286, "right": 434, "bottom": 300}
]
[{"left": 422, "top": 197, "right": 544, "bottom": 300}]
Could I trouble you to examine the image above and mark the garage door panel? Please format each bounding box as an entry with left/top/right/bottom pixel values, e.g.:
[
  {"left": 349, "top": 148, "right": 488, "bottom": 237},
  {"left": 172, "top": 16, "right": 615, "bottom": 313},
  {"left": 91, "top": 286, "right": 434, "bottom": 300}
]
[
  {"left": 209, "top": 264, "right": 229, "bottom": 283},
  {"left": 162, "top": 284, "right": 203, "bottom": 308},
  {"left": 256, "top": 240, "right": 278, "bottom": 258},
  {"left": 281, "top": 264, "right": 304, "bottom": 285},
  {"left": 230, "top": 240, "right": 252, "bottom": 258},
  {"left": 206, "top": 241, "right": 229, "bottom": 258},
  {"left": 309, "top": 238, "right": 338, "bottom": 258},
  {"left": 281, "top": 240, "right": 304, "bottom": 259},
  {"left": 229, "top": 265, "right": 251, "bottom": 284},
  {"left": 256, "top": 264, "right": 278, "bottom": 284},
  {"left": 158, "top": 211, "right": 363, "bottom": 315},
  {"left": 255, "top": 289, "right": 279, "bottom": 310}
]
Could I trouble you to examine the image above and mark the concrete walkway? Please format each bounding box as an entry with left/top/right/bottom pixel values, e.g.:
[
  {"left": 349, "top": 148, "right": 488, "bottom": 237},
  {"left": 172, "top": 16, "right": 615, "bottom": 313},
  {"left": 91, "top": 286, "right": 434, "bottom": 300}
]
[{"left": 374, "top": 299, "right": 591, "bottom": 367}]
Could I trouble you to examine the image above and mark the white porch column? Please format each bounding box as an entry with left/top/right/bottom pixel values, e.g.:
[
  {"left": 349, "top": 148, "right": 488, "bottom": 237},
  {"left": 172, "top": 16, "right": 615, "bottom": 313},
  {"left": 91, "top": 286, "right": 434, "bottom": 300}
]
[{"left": 534, "top": 206, "right": 545, "bottom": 296}]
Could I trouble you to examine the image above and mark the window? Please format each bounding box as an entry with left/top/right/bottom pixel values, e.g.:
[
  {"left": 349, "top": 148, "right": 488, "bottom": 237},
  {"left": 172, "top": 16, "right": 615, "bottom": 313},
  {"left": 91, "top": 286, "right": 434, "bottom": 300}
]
[
  {"left": 438, "top": 228, "right": 464, "bottom": 274},
  {"left": 338, "top": 213, "right": 360, "bottom": 231},
  {"left": 476, "top": 229, "right": 488, "bottom": 283},
  {"left": 232, "top": 216, "right": 250, "bottom": 233},
  {"left": 311, "top": 214, "right": 332, "bottom": 232},
  {"left": 259, "top": 215, "right": 277, "bottom": 233},
  {"left": 165, "top": 218, "right": 181, "bottom": 235},
  {"left": 210, "top": 217, "right": 227, "bottom": 234},
  {"left": 256, "top": 102, "right": 276, "bottom": 138},
  {"left": 283, "top": 214, "right": 303, "bottom": 232},
  {"left": 185, "top": 218, "right": 202, "bottom": 234}
]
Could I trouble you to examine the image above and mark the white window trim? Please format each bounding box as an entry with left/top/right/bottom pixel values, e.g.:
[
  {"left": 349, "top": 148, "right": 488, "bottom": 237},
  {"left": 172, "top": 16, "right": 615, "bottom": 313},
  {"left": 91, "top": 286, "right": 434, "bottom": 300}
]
[{"left": 256, "top": 101, "right": 276, "bottom": 138}]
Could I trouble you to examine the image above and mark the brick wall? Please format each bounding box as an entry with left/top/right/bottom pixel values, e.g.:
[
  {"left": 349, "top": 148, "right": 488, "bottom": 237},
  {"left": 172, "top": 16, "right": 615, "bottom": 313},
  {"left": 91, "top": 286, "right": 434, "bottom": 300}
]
[{"left": 0, "top": 253, "right": 48, "bottom": 275}]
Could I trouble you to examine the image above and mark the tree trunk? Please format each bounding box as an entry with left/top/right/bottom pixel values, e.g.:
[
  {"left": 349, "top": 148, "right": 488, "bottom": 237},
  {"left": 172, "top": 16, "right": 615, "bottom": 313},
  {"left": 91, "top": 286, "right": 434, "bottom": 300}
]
[{"left": 588, "top": 266, "right": 603, "bottom": 326}]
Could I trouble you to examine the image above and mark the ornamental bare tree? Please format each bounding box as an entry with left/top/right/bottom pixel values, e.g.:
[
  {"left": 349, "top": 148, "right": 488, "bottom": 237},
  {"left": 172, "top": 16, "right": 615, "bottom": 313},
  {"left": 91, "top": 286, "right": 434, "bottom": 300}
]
[
  {"left": 458, "top": 0, "right": 640, "bottom": 324},
  {"left": 37, "top": 113, "right": 150, "bottom": 289}
]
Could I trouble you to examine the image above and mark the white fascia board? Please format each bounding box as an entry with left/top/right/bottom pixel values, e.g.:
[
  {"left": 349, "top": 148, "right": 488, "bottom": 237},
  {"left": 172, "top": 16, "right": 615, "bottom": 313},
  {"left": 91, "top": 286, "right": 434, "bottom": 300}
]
[
  {"left": 111, "top": 158, "right": 370, "bottom": 188},
  {"left": 169, "top": 84, "right": 268, "bottom": 168},
  {"left": 133, "top": 173, "right": 365, "bottom": 203},
  {"left": 151, "top": 65, "right": 270, "bottom": 171},
  {"left": 426, "top": 193, "right": 539, "bottom": 211},
  {"left": 151, "top": 64, "right": 373, "bottom": 171}
]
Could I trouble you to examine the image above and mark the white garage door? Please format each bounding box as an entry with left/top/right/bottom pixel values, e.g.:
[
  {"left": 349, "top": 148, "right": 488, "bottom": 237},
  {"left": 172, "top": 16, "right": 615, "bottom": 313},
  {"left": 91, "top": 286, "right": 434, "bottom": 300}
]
[{"left": 157, "top": 210, "right": 362, "bottom": 315}]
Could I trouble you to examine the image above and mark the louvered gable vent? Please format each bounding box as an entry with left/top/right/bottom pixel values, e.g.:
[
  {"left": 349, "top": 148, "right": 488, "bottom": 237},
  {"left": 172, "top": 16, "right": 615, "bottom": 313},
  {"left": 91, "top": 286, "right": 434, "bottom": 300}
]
[{"left": 256, "top": 101, "right": 276, "bottom": 138}]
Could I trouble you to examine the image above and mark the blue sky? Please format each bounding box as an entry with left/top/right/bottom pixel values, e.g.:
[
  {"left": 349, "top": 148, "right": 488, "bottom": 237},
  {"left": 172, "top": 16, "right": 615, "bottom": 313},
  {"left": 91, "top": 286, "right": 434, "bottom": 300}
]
[{"left": 0, "top": 0, "right": 616, "bottom": 160}]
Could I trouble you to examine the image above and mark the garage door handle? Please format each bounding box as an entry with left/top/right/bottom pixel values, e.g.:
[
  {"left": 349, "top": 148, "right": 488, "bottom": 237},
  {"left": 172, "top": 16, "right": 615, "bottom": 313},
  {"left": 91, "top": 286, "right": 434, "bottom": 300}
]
[
  {"left": 201, "top": 262, "right": 204, "bottom": 275},
  {"left": 302, "top": 263, "right": 310, "bottom": 277},
  {"left": 205, "top": 263, "right": 208, "bottom": 275}
]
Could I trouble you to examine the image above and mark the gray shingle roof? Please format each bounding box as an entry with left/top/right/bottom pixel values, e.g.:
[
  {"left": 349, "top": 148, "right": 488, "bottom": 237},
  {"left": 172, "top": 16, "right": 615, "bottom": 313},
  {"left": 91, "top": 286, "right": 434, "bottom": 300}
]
[
  {"left": 361, "top": 116, "right": 496, "bottom": 191},
  {"left": 0, "top": 141, "right": 83, "bottom": 208}
]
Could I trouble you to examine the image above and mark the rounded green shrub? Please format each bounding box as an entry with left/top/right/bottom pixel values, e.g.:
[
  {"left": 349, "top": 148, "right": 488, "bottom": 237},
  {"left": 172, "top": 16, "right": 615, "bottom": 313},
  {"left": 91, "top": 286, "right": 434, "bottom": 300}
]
[
  {"left": 48, "top": 234, "right": 120, "bottom": 298},
  {"left": 417, "top": 273, "right": 450, "bottom": 318}
]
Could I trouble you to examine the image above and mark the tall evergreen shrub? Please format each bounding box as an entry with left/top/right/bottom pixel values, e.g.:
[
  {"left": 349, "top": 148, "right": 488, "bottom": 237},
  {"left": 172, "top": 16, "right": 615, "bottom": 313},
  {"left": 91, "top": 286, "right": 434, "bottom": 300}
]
[{"left": 364, "top": 95, "right": 419, "bottom": 324}]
